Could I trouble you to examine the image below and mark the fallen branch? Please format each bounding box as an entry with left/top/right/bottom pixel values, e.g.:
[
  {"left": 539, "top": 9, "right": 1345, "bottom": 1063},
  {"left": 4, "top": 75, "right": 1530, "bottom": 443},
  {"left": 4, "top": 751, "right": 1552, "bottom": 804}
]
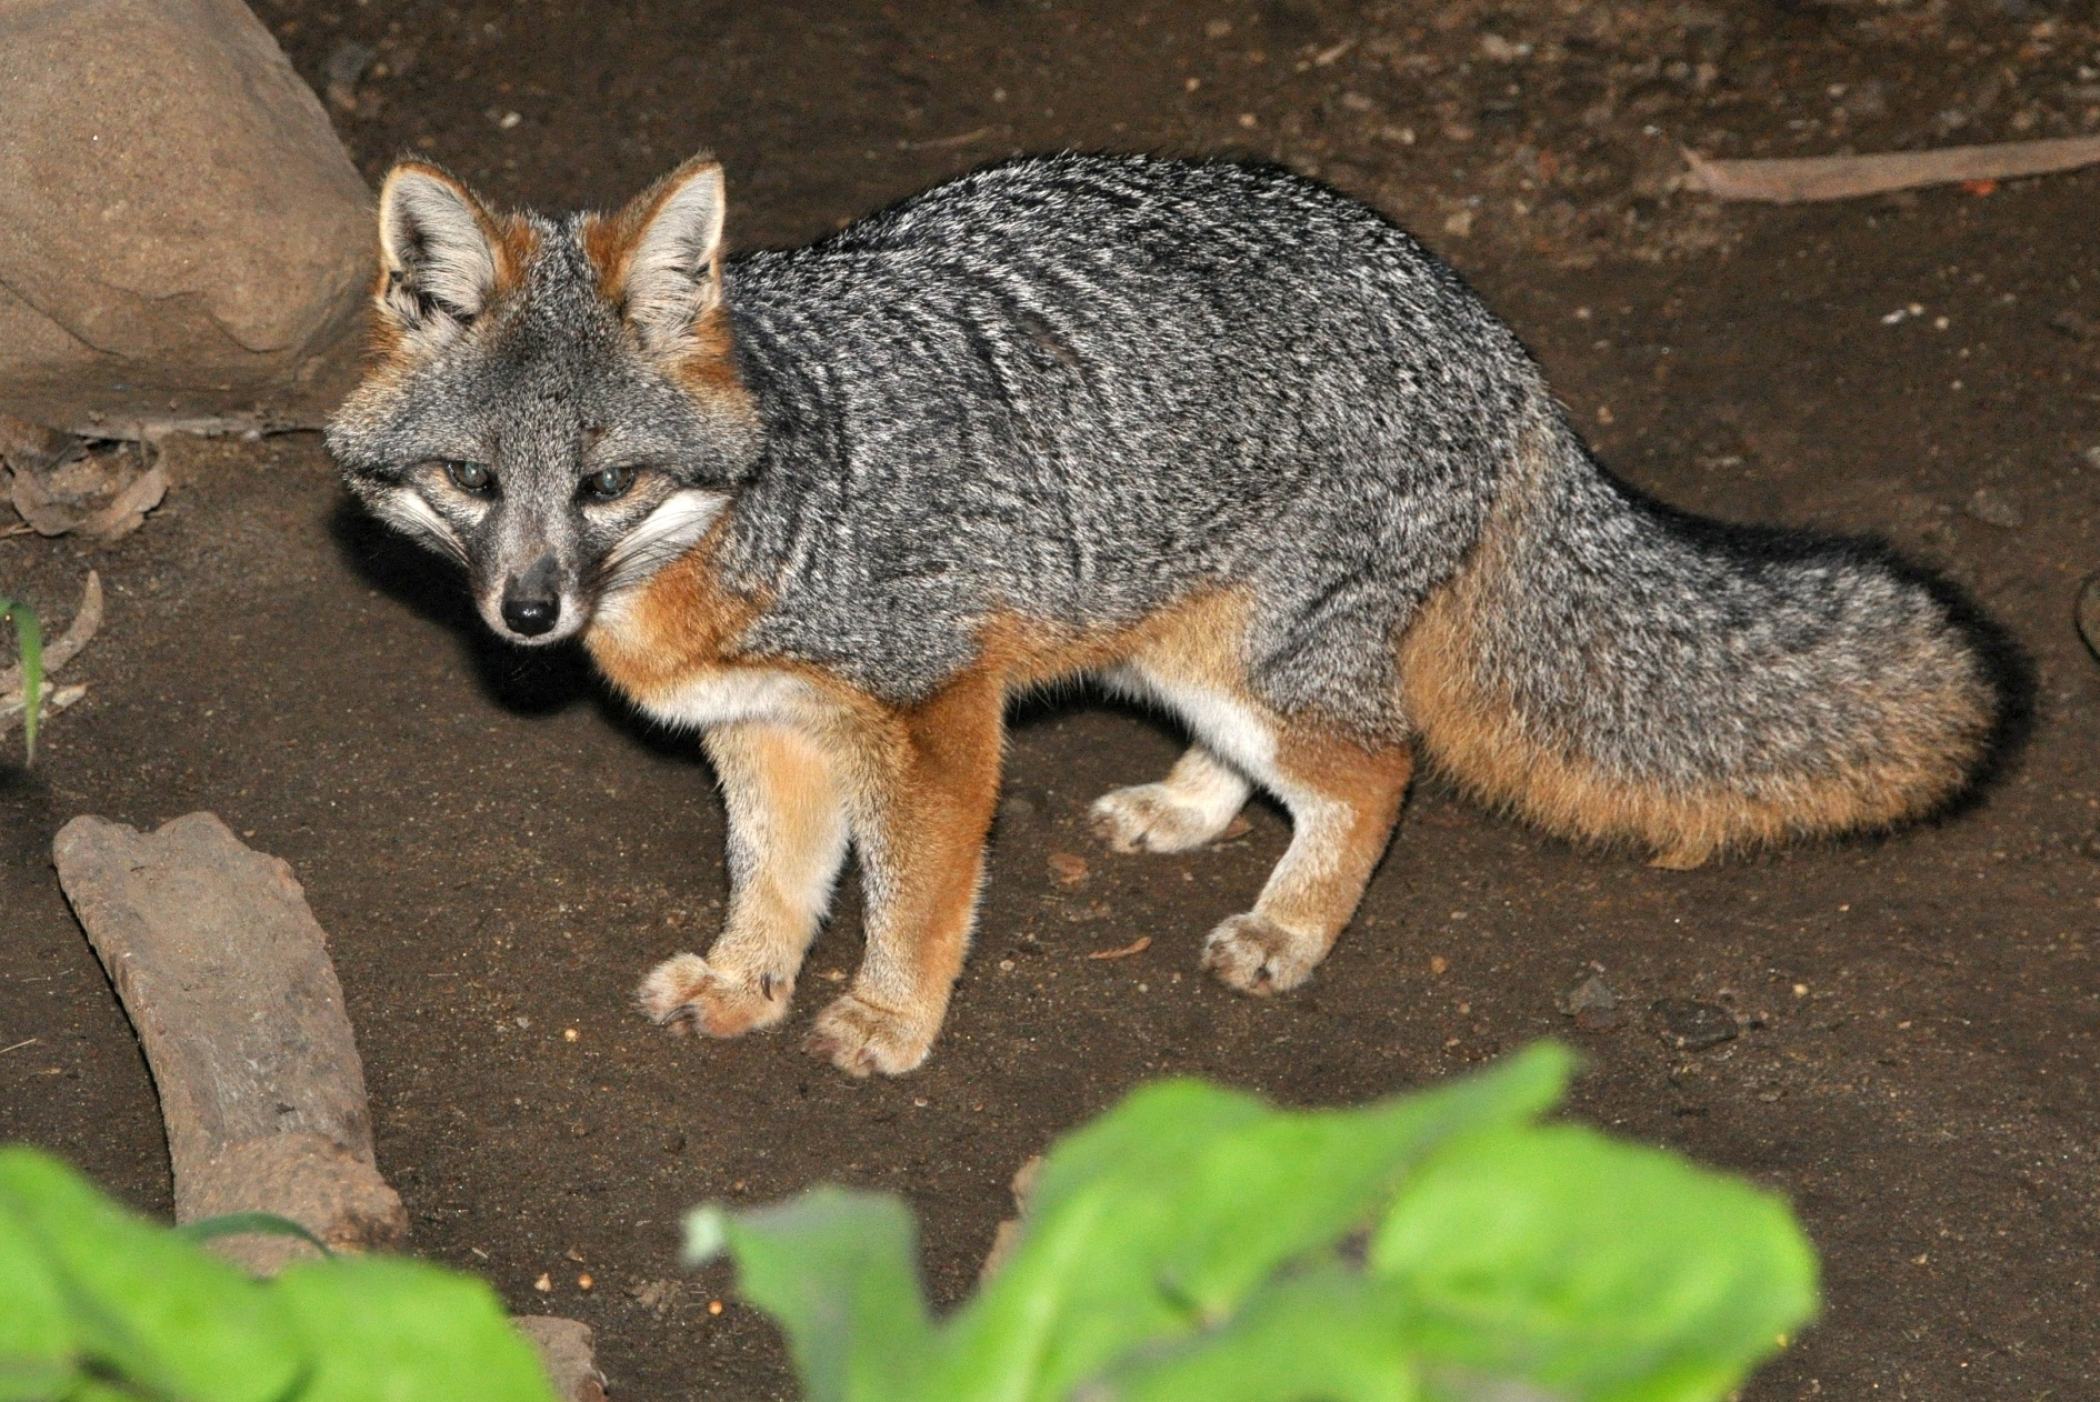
[
  {"left": 55, "top": 813, "right": 408, "bottom": 1273},
  {"left": 54, "top": 813, "right": 610, "bottom": 1399},
  {"left": 1683, "top": 134, "right": 2100, "bottom": 203}
]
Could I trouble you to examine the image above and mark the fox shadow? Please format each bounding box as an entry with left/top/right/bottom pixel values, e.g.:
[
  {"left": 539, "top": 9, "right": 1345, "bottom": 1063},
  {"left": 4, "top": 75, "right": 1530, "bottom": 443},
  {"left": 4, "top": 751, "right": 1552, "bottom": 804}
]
[{"left": 326, "top": 492, "right": 707, "bottom": 765}]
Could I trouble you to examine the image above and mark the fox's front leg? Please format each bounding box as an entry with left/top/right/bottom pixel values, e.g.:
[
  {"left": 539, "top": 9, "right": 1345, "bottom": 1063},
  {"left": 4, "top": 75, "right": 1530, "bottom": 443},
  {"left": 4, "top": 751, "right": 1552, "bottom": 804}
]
[
  {"left": 639, "top": 721, "right": 849, "bottom": 1039},
  {"left": 806, "top": 674, "right": 1005, "bottom": 1077}
]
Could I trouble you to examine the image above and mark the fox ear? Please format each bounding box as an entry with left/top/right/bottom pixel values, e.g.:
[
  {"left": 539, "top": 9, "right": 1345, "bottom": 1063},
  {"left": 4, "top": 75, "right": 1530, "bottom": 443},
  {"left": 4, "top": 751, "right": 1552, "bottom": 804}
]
[
  {"left": 376, "top": 163, "right": 501, "bottom": 340},
  {"left": 616, "top": 157, "right": 727, "bottom": 354}
]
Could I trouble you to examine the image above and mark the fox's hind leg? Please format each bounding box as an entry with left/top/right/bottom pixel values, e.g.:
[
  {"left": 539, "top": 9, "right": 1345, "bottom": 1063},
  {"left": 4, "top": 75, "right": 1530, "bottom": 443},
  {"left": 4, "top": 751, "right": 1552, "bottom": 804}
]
[
  {"left": 1201, "top": 732, "right": 1414, "bottom": 995},
  {"left": 638, "top": 722, "right": 850, "bottom": 1039},
  {"left": 1089, "top": 744, "right": 1251, "bottom": 853},
  {"left": 806, "top": 669, "right": 1006, "bottom": 1077}
]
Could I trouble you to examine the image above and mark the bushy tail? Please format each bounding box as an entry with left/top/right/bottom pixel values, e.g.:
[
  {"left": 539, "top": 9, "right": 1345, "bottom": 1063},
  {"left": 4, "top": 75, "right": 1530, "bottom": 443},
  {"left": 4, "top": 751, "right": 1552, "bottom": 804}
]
[{"left": 1398, "top": 420, "right": 2022, "bottom": 868}]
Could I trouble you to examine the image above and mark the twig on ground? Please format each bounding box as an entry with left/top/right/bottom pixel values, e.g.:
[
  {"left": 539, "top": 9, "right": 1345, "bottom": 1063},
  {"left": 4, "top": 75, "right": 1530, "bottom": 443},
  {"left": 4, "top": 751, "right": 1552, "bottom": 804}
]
[
  {"left": 2077, "top": 575, "right": 2100, "bottom": 665},
  {"left": 898, "top": 125, "right": 1002, "bottom": 151},
  {"left": 1683, "top": 135, "right": 2100, "bottom": 203}
]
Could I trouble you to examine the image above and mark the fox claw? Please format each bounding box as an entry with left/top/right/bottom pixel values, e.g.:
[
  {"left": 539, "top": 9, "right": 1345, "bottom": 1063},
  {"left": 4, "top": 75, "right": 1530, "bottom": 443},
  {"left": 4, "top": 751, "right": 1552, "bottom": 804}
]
[
  {"left": 1200, "top": 912, "right": 1322, "bottom": 996},
  {"left": 804, "top": 992, "right": 935, "bottom": 1077},
  {"left": 1089, "top": 781, "right": 1243, "bottom": 854},
  {"left": 637, "top": 953, "right": 792, "bottom": 1039}
]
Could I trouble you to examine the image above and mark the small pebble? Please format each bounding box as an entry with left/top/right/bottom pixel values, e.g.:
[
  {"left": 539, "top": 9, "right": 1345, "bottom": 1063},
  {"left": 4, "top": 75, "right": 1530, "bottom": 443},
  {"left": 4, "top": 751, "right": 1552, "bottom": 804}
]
[
  {"left": 563, "top": 1027, "right": 580, "bottom": 1042},
  {"left": 534, "top": 1274, "right": 552, "bottom": 1293},
  {"left": 1964, "top": 487, "right": 2023, "bottom": 530},
  {"left": 2048, "top": 308, "right": 2094, "bottom": 341},
  {"left": 1559, "top": 974, "right": 1624, "bottom": 1031},
  {"left": 1650, "top": 997, "right": 1738, "bottom": 1051}
]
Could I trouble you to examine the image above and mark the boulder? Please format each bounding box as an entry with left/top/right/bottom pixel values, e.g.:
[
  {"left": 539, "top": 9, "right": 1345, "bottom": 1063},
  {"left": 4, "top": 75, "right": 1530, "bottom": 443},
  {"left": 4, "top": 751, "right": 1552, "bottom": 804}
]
[{"left": 0, "top": 0, "right": 375, "bottom": 433}]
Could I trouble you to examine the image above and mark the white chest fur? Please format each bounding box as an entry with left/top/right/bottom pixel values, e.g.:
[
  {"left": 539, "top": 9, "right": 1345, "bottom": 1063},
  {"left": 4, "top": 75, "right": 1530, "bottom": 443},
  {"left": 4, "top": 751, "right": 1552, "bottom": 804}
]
[{"left": 632, "top": 667, "right": 816, "bottom": 732}]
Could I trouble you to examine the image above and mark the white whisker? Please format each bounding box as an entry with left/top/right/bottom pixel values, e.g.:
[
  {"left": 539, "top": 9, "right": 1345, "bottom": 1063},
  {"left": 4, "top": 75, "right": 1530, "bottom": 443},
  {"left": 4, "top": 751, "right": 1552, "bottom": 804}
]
[
  {"left": 373, "top": 489, "right": 469, "bottom": 565},
  {"left": 599, "top": 489, "right": 728, "bottom": 591}
]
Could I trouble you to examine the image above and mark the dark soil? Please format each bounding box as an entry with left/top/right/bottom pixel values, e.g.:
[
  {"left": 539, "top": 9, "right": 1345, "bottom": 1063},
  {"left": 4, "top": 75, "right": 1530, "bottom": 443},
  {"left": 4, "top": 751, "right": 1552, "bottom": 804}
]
[{"left": 5, "top": 2, "right": 2099, "bottom": 1398}]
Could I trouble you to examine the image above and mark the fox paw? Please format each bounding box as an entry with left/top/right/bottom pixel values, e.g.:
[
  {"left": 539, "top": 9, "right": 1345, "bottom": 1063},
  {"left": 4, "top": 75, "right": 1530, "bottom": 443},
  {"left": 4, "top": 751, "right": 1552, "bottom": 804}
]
[
  {"left": 637, "top": 954, "right": 793, "bottom": 1039},
  {"left": 804, "top": 992, "right": 936, "bottom": 1077},
  {"left": 1089, "top": 782, "right": 1242, "bottom": 854},
  {"left": 1200, "top": 913, "right": 1324, "bottom": 996}
]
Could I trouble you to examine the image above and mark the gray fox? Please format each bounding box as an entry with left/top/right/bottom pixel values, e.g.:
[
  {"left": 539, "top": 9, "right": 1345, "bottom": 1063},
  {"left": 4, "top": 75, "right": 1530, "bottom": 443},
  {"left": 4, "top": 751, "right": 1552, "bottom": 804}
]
[{"left": 327, "top": 152, "right": 2016, "bottom": 1076}]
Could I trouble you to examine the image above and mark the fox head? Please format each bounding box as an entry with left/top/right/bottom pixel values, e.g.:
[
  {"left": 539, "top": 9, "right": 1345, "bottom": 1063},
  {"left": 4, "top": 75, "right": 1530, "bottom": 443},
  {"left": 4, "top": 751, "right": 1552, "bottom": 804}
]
[{"left": 325, "top": 156, "right": 760, "bottom": 646}]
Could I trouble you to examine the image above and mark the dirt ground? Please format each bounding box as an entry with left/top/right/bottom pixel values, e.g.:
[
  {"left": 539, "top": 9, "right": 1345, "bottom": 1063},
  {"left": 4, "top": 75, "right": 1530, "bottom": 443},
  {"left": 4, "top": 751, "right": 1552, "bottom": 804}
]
[{"left": 4, "top": 1, "right": 2098, "bottom": 1398}]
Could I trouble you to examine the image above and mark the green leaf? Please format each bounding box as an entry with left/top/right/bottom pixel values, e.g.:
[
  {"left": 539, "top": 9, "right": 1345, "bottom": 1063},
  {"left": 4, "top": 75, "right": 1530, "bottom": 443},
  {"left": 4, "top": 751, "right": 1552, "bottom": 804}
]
[
  {"left": 1369, "top": 1125, "right": 1820, "bottom": 1402},
  {"left": 0, "top": 1360, "right": 75, "bottom": 1402},
  {"left": 704, "top": 1187, "right": 934, "bottom": 1402},
  {"left": 0, "top": 1169, "right": 77, "bottom": 1395},
  {"left": 1094, "top": 1264, "right": 1420, "bottom": 1402},
  {"left": 272, "top": 1254, "right": 560, "bottom": 1402},
  {"left": 176, "top": 1212, "right": 335, "bottom": 1259},
  {"left": 935, "top": 1044, "right": 1573, "bottom": 1402},
  {"left": 0, "top": 598, "right": 41, "bottom": 764},
  {"left": 0, "top": 1146, "right": 305, "bottom": 1402}
]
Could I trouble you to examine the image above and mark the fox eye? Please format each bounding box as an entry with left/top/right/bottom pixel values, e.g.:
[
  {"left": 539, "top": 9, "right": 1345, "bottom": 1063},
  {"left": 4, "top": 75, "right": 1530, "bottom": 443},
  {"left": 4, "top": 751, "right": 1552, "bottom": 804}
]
[
  {"left": 582, "top": 466, "right": 638, "bottom": 502},
  {"left": 445, "top": 461, "right": 493, "bottom": 494}
]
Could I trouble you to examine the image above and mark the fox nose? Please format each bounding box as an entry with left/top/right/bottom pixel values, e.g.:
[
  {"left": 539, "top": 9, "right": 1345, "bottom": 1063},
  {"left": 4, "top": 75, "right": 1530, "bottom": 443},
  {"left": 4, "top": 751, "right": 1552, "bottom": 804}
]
[
  {"left": 500, "top": 553, "right": 563, "bottom": 636},
  {"left": 502, "top": 596, "right": 558, "bottom": 636}
]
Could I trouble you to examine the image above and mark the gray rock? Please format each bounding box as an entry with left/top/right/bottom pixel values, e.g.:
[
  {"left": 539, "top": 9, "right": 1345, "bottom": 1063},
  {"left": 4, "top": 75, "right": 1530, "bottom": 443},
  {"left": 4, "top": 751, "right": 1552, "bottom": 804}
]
[
  {"left": 0, "top": 0, "right": 374, "bottom": 432},
  {"left": 53, "top": 811, "right": 405, "bottom": 1272}
]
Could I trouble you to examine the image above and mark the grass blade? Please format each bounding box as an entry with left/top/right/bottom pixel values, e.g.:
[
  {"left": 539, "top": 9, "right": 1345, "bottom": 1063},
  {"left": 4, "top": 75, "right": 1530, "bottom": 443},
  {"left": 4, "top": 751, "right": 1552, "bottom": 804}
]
[{"left": 0, "top": 597, "right": 42, "bottom": 763}]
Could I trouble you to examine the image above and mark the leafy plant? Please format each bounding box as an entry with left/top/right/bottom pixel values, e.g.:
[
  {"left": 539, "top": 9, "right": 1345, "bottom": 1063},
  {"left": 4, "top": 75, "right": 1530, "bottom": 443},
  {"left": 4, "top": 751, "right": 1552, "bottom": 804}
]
[
  {"left": 686, "top": 1043, "right": 1819, "bottom": 1402},
  {"left": 0, "top": 594, "right": 41, "bottom": 763},
  {"left": 0, "top": 1146, "right": 558, "bottom": 1402},
  {"left": 0, "top": 1046, "right": 1815, "bottom": 1402}
]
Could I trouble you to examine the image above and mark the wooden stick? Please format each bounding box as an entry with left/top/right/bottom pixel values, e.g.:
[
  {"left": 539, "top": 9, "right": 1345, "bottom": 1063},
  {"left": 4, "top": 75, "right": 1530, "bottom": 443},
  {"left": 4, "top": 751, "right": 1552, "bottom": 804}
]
[
  {"left": 1683, "top": 135, "right": 2100, "bottom": 203},
  {"left": 54, "top": 813, "right": 408, "bottom": 1273}
]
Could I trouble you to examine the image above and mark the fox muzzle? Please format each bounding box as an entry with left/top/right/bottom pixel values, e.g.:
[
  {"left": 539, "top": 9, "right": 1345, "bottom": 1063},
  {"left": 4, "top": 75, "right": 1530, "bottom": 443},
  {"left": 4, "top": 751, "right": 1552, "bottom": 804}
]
[{"left": 499, "top": 552, "right": 565, "bottom": 639}]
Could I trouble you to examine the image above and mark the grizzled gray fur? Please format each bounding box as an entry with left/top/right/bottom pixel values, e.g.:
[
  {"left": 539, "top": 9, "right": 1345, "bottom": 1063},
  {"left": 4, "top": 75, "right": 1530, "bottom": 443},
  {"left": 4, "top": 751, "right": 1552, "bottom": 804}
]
[
  {"left": 331, "top": 150, "right": 2010, "bottom": 787},
  {"left": 716, "top": 156, "right": 1528, "bottom": 737}
]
